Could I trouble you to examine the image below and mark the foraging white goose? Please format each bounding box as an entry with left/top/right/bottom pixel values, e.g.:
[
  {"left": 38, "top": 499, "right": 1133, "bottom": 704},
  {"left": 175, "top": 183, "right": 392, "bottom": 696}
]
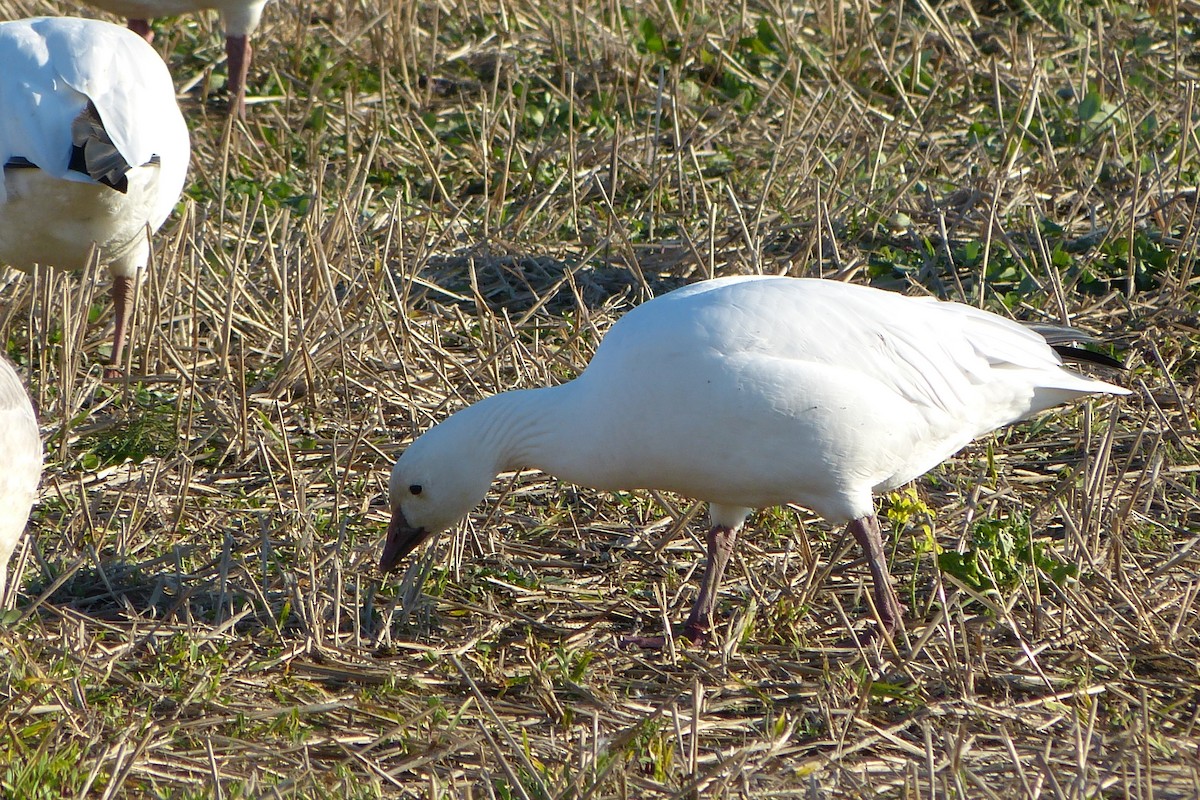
[
  {"left": 0, "top": 17, "right": 190, "bottom": 373},
  {"left": 85, "top": 0, "right": 268, "bottom": 116},
  {"left": 381, "top": 276, "right": 1131, "bottom": 644},
  {"left": 0, "top": 357, "right": 41, "bottom": 608}
]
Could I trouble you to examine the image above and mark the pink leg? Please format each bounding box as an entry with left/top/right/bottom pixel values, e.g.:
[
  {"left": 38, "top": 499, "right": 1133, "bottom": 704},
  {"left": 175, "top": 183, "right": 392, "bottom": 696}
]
[
  {"left": 621, "top": 524, "right": 739, "bottom": 648},
  {"left": 848, "top": 515, "right": 905, "bottom": 636},
  {"left": 225, "top": 34, "right": 252, "bottom": 117},
  {"left": 107, "top": 275, "right": 135, "bottom": 377},
  {"left": 128, "top": 19, "right": 153, "bottom": 42},
  {"left": 682, "top": 524, "right": 739, "bottom": 641}
]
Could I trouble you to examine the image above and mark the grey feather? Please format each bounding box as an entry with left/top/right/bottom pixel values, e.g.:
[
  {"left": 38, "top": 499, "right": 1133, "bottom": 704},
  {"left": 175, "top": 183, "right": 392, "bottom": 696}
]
[{"left": 69, "top": 100, "right": 133, "bottom": 192}]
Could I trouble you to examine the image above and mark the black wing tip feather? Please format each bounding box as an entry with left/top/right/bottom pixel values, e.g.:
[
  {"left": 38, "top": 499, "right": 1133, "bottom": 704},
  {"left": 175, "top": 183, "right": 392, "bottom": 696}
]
[
  {"left": 1052, "top": 345, "right": 1125, "bottom": 370},
  {"left": 68, "top": 100, "right": 132, "bottom": 193}
]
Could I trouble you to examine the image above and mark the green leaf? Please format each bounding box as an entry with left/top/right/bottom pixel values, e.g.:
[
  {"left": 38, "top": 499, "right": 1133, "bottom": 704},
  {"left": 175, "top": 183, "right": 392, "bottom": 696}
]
[
  {"left": 640, "top": 18, "right": 664, "bottom": 54},
  {"left": 1078, "top": 91, "right": 1101, "bottom": 122},
  {"left": 938, "top": 551, "right": 991, "bottom": 591}
]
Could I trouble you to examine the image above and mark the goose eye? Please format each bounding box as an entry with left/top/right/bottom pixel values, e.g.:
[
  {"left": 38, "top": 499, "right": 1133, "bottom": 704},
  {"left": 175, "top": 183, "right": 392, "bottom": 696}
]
[{"left": 409, "top": 484, "right": 423, "bottom": 496}]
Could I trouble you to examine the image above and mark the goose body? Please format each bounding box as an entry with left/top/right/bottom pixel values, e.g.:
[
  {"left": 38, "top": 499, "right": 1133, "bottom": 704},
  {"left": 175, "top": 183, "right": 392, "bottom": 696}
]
[
  {"left": 0, "top": 357, "right": 41, "bottom": 608},
  {"left": 0, "top": 17, "right": 190, "bottom": 371},
  {"left": 84, "top": 0, "right": 269, "bottom": 115},
  {"left": 382, "top": 276, "right": 1131, "bottom": 642}
]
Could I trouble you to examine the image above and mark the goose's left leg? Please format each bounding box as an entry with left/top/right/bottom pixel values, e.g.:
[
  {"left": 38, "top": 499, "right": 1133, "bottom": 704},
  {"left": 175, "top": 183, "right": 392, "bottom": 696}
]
[
  {"left": 620, "top": 523, "right": 739, "bottom": 648},
  {"left": 681, "top": 523, "right": 739, "bottom": 642},
  {"left": 107, "top": 274, "right": 134, "bottom": 376},
  {"left": 848, "top": 514, "right": 905, "bottom": 635}
]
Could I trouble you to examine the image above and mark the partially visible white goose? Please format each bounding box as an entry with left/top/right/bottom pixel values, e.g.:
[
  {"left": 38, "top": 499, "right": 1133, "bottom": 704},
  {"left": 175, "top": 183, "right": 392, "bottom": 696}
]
[
  {"left": 0, "top": 17, "right": 190, "bottom": 373},
  {"left": 84, "top": 0, "right": 268, "bottom": 116},
  {"left": 0, "top": 357, "right": 41, "bottom": 608},
  {"left": 381, "top": 276, "right": 1131, "bottom": 644}
]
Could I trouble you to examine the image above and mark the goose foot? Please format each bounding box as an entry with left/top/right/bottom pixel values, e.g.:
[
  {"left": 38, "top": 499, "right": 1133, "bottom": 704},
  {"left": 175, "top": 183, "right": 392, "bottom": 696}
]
[
  {"left": 618, "top": 634, "right": 670, "bottom": 650},
  {"left": 834, "top": 623, "right": 896, "bottom": 649},
  {"left": 618, "top": 622, "right": 709, "bottom": 650}
]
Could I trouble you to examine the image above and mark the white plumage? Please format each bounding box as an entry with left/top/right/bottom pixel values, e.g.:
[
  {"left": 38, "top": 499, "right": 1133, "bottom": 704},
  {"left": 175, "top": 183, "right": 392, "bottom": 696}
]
[
  {"left": 381, "top": 276, "right": 1131, "bottom": 644},
  {"left": 0, "top": 357, "right": 41, "bottom": 608},
  {"left": 82, "top": 0, "right": 268, "bottom": 116},
  {"left": 0, "top": 17, "right": 190, "bottom": 372}
]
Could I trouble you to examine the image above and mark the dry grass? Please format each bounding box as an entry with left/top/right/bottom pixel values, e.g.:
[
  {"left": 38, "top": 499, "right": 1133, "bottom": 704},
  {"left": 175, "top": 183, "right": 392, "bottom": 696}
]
[{"left": 1, "top": 0, "right": 1199, "bottom": 796}]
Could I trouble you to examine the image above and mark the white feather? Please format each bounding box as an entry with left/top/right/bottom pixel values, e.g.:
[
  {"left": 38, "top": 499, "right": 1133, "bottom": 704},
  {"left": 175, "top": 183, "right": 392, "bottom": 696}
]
[
  {"left": 389, "top": 276, "right": 1131, "bottom": 536},
  {"left": 0, "top": 357, "right": 40, "bottom": 607}
]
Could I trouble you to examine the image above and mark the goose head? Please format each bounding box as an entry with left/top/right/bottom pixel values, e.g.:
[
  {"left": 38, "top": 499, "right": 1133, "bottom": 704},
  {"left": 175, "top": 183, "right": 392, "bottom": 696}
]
[{"left": 380, "top": 415, "right": 502, "bottom": 572}]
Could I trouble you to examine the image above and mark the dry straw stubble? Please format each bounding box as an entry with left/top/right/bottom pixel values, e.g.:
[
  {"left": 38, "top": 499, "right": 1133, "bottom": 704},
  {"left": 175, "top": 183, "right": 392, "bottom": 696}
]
[{"left": 0, "top": 0, "right": 1198, "bottom": 796}]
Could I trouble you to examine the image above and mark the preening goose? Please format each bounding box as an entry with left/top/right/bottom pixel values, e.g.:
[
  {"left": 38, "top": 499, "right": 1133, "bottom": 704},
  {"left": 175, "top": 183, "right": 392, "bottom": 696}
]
[
  {"left": 0, "top": 357, "right": 41, "bottom": 608},
  {"left": 0, "top": 17, "right": 190, "bottom": 373},
  {"left": 380, "top": 276, "right": 1131, "bottom": 644},
  {"left": 84, "top": 0, "right": 268, "bottom": 116}
]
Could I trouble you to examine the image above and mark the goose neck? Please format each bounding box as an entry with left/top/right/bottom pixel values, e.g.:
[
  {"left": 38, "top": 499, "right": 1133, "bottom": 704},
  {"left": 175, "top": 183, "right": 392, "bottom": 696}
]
[{"left": 471, "top": 384, "right": 581, "bottom": 474}]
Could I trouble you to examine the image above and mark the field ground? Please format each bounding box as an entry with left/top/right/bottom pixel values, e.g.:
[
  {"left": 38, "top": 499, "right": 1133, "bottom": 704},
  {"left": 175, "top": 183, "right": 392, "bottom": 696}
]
[{"left": 2, "top": 0, "right": 1200, "bottom": 796}]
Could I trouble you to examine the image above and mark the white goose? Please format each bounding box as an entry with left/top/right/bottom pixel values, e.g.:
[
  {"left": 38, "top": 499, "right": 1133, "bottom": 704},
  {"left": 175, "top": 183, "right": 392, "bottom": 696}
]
[
  {"left": 381, "top": 276, "right": 1131, "bottom": 644},
  {"left": 84, "top": 0, "right": 268, "bottom": 116},
  {"left": 0, "top": 357, "right": 41, "bottom": 608},
  {"left": 0, "top": 17, "right": 190, "bottom": 373}
]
